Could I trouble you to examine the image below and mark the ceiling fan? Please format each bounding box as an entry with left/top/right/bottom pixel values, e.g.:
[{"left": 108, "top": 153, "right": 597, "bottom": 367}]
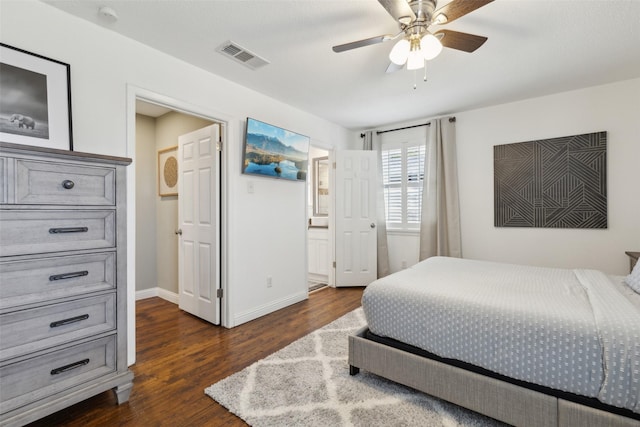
[{"left": 332, "top": 0, "right": 493, "bottom": 72}]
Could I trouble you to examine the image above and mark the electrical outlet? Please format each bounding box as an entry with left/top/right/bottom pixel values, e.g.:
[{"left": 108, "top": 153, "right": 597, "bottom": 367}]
[
  {"left": 266, "top": 276, "right": 272, "bottom": 287},
  {"left": 401, "top": 261, "right": 407, "bottom": 269}
]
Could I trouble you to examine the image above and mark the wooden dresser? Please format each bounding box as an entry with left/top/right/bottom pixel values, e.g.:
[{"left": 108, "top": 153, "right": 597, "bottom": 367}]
[{"left": 0, "top": 142, "right": 133, "bottom": 426}]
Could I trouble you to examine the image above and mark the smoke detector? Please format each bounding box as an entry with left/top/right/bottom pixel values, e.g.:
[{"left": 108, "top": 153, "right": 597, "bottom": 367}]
[{"left": 98, "top": 6, "right": 119, "bottom": 22}]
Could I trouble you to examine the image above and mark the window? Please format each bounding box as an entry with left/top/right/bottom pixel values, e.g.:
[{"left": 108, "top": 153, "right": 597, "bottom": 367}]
[{"left": 381, "top": 142, "right": 426, "bottom": 230}]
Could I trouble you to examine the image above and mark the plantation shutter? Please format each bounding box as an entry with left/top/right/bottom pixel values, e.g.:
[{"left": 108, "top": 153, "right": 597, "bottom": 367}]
[
  {"left": 381, "top": 148, "right": 402, "bottom": 224},
  {"left": 406, "top": 145, "right": 425, "bottom": 225},
  {"left": 381, "top": 143, "right": 425, "bottom": 229}
]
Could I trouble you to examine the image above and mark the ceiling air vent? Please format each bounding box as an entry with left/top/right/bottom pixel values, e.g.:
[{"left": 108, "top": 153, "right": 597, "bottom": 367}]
[{"left": 216, "top": 40, "right": 270, "bottom": 70}]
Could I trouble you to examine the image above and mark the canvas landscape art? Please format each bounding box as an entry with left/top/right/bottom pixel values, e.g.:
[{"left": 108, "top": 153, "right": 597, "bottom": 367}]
[{"left": 242, "top": 117, "right": 310, "bottom": 182}]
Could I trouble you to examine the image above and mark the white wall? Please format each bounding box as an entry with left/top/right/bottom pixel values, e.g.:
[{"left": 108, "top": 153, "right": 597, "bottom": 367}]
[
  {"left": 1, "top": 1, "right": 355, "bottom": 364},
  {"left": 381, "top": 78, "right": 640, "bottom": 276},
  {"left": 457, "top": 78, "right": 640, "bottom": 275}
]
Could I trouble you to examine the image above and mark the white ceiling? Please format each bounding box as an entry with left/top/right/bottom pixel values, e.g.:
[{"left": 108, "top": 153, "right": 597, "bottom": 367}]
[
  {"left": 44, "top": 0, "right": 640, "bottom": 131},
  {"left": 135, "top": 99, "right": 172, "bottom": 118}
]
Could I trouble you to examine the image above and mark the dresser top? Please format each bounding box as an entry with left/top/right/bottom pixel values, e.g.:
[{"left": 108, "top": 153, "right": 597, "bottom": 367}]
[{"left": 0, "top": 141, "right": 132, "bottom": 166}]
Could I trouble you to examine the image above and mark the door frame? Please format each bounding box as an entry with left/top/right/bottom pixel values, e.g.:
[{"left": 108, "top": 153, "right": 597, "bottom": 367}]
[
  {"left": 126, "top": 85, "right": 231, "bottom": 365},
  {"left": 307, "top": 143, "right": 335, "bottom": 288}
]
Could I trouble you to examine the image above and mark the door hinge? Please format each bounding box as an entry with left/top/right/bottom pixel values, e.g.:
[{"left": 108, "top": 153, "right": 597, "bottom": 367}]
[
  {"left": 333, "top": 261, "right": 336, "bottom": 268},
  {"left": 216, "top": 140, "right": 222, "bottom": 151},
  {"left": 217, "top": 288, "right": 223, "bottom": 299},
  {"left": 332, "top": 162, "right": 336, "bottom": 169}
]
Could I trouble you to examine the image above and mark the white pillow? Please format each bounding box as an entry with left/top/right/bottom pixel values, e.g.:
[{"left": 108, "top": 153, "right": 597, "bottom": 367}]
[{"left": 626, "top": 261, "right": 640, "bottom": 294}]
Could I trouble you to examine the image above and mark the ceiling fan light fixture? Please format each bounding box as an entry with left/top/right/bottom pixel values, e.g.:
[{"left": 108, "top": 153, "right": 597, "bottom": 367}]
[
  {"left": 420, "top": 33, "right": 443, "bottom": 60},
  {"left": 406, "top": 50, "right": 424, "bottom": 70},
  {"left": 389, "top": 39, "right": 410, "bottom": 65}
]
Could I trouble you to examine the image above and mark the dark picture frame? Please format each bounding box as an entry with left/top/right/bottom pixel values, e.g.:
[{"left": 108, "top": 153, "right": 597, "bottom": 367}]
[{"left": 0, "top": 43, "right": 73, "bottom": 150}]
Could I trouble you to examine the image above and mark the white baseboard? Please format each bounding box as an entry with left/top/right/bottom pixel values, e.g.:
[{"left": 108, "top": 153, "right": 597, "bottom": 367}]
[
  {"left": 135, "top": 287, "right": 179, "bottom": 304},
  {"left": 137, "top": 288, "right": 309, "bottom": 328},
  {"left": 135, "top": 288, "right": 157, "bottom": 300},
  {"left": 232, "top": 291, "right": 307, "bottom": 327}
]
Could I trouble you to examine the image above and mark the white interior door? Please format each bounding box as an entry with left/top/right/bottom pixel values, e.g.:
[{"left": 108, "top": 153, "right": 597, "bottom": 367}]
[
  {"left": 178, "top": 124, "right": 220, "bottom": 324},
  {"left": 334, "top": 150, "right": 378, "bottom": 287}
]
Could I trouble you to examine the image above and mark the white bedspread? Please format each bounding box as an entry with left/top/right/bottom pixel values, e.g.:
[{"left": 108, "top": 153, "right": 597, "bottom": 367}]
[{"left": 361, "top": 257, "right": 640, "bottom": 413}]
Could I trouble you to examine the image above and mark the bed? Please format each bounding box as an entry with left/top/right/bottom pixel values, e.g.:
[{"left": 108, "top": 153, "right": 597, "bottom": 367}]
[{"left": 348, "top": 257, "right": 640, "bottom": 427}]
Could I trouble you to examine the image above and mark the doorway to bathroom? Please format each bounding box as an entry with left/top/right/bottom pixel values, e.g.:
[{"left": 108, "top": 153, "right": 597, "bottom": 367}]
[{"left": 307, "top": 145, "right": 330, "bottom": 291}]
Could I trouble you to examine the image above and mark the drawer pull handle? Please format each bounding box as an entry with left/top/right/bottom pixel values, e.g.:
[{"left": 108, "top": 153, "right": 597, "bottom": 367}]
[
  {"left": 62, "top": 180, "right": 75, "bottom": 189},
  {"left": 49, "top": 227, "right": 89, "bottom": 234},
  {"left": 50, "top": 314, "right": 90, "bottom": 328},
  {"left": 49, "top": 270, "right": 89, "bottom": 281},
  {"left": 50, "top": 359, "right": 90, "bottom": 375}
]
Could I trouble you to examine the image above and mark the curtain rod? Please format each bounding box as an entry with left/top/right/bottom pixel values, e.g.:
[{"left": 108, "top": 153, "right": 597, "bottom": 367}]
[{"left": 360, "top": 116, "right": 456, "bottom": 138}]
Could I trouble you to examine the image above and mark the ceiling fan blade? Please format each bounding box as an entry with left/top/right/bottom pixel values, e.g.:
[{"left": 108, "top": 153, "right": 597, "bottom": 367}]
[
  {"left": 378, "top": 0, "right": 415, "bottom": 24},
  {"left": 332, "top": 34, "right": 392, "bottom": 53},
  {"left": 435, "top": 29, "right": 488, "bottom": 53},
  {"left": 433, "top": 0, "right": 493, "bottom": 24},
  {"left": 386, "top": 62, "right": 404, "bottom": 73}
]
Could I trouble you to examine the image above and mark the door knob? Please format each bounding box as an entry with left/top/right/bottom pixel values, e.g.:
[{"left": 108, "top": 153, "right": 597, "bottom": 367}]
[
  {"left": 370, "top": 222, "right": 376, "bottom": 229},
  {"left": 175, "top": 229, "right": 182, "bottom": 235}
]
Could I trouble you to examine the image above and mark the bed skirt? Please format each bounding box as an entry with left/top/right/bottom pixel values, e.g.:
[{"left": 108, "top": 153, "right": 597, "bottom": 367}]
[{"left": 348, "top": 327, "right": 639, "bottom": 427}]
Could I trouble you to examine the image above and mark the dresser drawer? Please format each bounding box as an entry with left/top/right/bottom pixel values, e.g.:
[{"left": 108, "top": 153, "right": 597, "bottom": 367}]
[
  {"left": 15, "top": 159, "right": 115, "bottom": 205},
  {"left": 0, "top": 335, "right": 116, "bottom": 414},
  {"left": 0, "top": 252, "right": 116, "bottom": 310},
  {"left": 0, "top": 210, "right": 115, "bottom": 257},
  {"left": 0, "top": 293, "right": 116, "bottom": 361}
]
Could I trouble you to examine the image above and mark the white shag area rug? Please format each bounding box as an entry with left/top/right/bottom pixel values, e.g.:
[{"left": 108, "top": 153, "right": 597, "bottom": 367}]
[{"left": 205, "top": 308, "right": 506, "bottom": 427}]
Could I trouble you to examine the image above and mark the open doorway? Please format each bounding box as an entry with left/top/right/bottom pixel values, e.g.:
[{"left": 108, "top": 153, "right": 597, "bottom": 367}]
[
  {"left": 307, "top": 145, "right": 330, "bottom": 291},
  {"left": 126, "top": 86, "right": 232, "bottom": 364},
  {"left": 134, "top": 100, "right": 217, "bottom": 300}
]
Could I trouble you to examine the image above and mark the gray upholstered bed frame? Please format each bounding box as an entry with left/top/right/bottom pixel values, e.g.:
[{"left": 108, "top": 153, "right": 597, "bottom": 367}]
[{"left": 349, "top": 327, "right": 639, "bottom": 427}]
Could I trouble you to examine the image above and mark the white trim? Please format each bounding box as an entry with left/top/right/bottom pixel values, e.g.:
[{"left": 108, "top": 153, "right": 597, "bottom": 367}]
[
  {"left": 135, "top": 287, "right": 179, "bottom": 304},
  {"left": 309, "top": 139, "right": 336, "bottom": 152},
  {"left": 135, "top": 288, "right": 157, "bottom": 301},
  {"left": 232, "top": 291, "right": 307, "bottom": 327}
]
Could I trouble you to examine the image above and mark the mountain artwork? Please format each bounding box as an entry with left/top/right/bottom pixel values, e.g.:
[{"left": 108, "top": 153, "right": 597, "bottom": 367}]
[{"left": 242, "top": 118, "right": 310, "bottom": 182}]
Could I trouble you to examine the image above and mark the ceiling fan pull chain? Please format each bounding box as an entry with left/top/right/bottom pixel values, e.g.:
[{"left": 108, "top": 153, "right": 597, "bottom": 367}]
[
  {"left": 413, "top": 70, "right": 417, "bottom": 90},
  {"left": 424, "top": 60, "right": 428, "bottom": 82}
]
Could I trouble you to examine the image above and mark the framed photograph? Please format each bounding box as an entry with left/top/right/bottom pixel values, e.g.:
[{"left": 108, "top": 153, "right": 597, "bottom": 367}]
[
  {"left": 158, "top": 146, "right": 178, "bottom": 196},
  {"left": 0, "top": 43, "right": 73, "bottom": 150}
]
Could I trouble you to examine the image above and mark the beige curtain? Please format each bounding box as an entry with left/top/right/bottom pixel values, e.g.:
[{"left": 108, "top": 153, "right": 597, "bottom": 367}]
[
  {"left": 419, "top": 118, "right": 462, "bottom": 260},
  {"left": 363, "top": 131, "right": 391, "bottom": 278}
]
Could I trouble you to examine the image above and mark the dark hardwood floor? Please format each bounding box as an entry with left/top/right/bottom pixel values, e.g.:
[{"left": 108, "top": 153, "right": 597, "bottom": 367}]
[{"left": 27, "top": 286, "right": 365, "bottom": 426}]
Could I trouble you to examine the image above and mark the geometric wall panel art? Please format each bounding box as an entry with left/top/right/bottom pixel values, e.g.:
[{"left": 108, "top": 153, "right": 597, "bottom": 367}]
[{"left": 494, "top": 131, "right": 607, "bottom": 228}]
